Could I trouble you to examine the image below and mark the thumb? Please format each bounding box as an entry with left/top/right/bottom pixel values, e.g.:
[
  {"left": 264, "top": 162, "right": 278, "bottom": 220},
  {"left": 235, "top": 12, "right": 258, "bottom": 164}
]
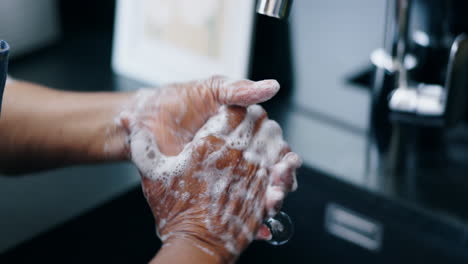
[{"left": 211, "top": 76, "right": 280, "bottom": 107}]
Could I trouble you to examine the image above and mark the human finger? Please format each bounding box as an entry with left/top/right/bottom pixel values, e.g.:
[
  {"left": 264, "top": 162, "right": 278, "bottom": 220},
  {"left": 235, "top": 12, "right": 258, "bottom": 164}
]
[{"left": 210, "top": 76, "right": 280, "bottom": 107}]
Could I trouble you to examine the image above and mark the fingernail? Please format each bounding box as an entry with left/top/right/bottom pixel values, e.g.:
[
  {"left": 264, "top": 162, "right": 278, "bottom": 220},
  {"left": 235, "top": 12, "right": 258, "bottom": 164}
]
[
  {"left": 285, "top": 152, "right": 303, "bottom": 168},
  {"left": 257, "top": 225, "right": 273, "bottom": 241},
  {"left": 256, "top": 80, "right": 280, "bottom": 91}
]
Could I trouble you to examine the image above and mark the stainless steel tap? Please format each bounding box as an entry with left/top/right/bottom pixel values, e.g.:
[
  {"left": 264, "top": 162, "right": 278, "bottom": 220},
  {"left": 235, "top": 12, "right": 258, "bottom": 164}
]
[
  {"left": 256, "top": 0, "right": 293, "bottom": 19},
  {"left": 371, "top": 0, "right": 468, "bottom": 126}
]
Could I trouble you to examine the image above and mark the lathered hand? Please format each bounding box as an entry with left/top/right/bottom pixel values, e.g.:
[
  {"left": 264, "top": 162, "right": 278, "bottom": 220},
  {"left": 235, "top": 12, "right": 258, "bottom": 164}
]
[
  {"left": 118, "top": 76, "right": 280, "bottom": 156},
  {"left": 129, "top": 105, "right": 301, "bottom": 262}
]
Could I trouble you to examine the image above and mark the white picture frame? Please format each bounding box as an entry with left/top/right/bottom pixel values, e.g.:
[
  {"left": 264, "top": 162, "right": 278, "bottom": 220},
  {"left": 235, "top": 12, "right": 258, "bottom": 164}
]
[{"left": 112, "top": 0, "right": 256, "bottom": 86}]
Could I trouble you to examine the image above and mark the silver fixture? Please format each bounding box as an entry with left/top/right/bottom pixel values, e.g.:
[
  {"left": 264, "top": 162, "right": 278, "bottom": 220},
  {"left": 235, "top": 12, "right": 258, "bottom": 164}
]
[
  {"left": 256, "top": 0, "right": 293, "bottom": 19},
  {"left": 372, "top": 0, "right": 468, "bottom": 124}
]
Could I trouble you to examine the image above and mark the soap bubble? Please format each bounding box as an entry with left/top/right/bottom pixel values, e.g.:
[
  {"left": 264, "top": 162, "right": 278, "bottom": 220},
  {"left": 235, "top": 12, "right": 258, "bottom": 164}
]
[{"left": 264, "top": 211, "right": 294, "bottom": 246}]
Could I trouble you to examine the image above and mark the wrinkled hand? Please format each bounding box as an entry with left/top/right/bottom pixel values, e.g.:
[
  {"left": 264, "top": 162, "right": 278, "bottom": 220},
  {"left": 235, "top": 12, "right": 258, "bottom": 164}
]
[
  {"left": 128, "top": 105, "right": 301, "bottom": 262},
  {"left": 119, "top": 76, "right": 280, "bottom": 156}
]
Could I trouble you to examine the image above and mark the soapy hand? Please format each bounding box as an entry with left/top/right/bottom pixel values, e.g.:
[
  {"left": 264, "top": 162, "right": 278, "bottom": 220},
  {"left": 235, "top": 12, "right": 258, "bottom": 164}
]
[
  {"left": 118, "top": 76, "right": 280, "bottom": 156},
  {"left": 127, "top": 105, "right": 301, "bottom": 262}
]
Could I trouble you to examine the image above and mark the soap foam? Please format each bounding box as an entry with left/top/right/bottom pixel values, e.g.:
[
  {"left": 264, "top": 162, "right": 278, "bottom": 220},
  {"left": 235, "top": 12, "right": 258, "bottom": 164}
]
[
  {"left": 130, "top": 128, "right": 192, "bottom": 186},
  {"left": 181, "top": 192, "right": 190, "bottom": 201},
  {"left": 193, "top": 243, "right": 216, "bottom": 257},
  {"left": 124, "top": 102, "right": 297, "bottom": 256}
]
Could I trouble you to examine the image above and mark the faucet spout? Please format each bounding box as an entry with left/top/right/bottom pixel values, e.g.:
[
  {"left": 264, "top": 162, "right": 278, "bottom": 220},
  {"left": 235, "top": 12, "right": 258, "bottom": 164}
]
[{"left": 256, "top": 0, "right": 293, "bottom": 19}]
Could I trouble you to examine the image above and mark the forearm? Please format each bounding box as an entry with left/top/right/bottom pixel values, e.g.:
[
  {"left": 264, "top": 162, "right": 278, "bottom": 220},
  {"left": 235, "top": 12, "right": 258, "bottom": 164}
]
[{"left": 0, "top": 79, "right": 132, "bottom": 174}]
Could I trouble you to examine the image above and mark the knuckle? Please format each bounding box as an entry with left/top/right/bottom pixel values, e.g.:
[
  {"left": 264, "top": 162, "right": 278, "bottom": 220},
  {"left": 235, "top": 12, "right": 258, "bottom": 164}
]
[{"left": 207, "top": 75, "right": 227, "bottom": 87}]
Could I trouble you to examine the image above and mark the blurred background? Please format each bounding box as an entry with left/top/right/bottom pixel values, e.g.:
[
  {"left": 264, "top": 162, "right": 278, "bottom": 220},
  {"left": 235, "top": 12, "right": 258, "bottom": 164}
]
[
  {"left": 1, "top": 0, "right": 468, "bottom": 263},
  {"left": 0, "top": 0, "right": 142, "bottom": 254}
]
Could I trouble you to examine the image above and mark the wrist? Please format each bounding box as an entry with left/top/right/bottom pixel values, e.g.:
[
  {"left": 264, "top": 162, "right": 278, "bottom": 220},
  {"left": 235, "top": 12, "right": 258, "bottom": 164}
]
[
  {"left": 100, "top": 117, "right": 130, "bottom": 161},
  {"left": 85, "top": 91, "right": 134, "bottom": 162},
  {"left": 157, "top": 235, "right": 235, "bottom": 264}
]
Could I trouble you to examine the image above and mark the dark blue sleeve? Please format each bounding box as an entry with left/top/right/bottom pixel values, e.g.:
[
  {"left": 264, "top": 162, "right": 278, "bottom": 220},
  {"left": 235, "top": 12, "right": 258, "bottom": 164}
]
[{"left": 0, "top": 40, "right": 10, "bottom": 115}]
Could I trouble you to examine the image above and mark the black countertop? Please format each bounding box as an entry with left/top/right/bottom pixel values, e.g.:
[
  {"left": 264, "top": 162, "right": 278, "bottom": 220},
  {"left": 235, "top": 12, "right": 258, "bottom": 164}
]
[
  {"left": 4, "top": 164, "right": 468, "bottom": 264},
  {"left": 2, "top": 1, "right": 468, "bottom": 262}
]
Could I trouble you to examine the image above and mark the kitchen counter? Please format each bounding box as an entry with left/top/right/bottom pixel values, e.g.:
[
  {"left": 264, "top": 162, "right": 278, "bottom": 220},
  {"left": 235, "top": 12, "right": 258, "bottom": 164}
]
[
  {"left": 2, "top": 1, "right": 468, "bottom": 262},
  {"left": 3, "top": 165, "right": 468, "bottom": 263}
]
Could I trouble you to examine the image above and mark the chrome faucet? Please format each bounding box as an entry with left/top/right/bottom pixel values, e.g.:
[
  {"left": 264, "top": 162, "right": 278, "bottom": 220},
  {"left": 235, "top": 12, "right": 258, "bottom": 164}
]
[
  {"left": 371, "top": 0, "right": 468, "bottom": 126},
  {"left": 256, "top": 0, "right": 293, "bottom": 20}
]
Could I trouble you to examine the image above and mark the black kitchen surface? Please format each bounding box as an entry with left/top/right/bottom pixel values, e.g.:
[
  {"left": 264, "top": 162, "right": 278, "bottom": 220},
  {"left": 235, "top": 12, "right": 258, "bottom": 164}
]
[
  {"left": 3, "top": 0, "right": 468, "bottom": 263},
  {"left": 2, "top": 165, "right": 468, "bottom": 264}
]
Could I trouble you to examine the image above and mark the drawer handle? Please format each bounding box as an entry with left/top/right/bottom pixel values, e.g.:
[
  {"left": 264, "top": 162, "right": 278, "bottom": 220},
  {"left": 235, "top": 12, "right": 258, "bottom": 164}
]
[{"left": 325, "top": 203, "right": 383, "bottom": 251}]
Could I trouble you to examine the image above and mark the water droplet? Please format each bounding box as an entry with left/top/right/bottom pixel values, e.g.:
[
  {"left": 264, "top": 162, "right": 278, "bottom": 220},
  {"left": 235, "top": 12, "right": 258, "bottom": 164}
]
[{"left": 264, "top": 211, "right": 294, "bottom": 246}]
